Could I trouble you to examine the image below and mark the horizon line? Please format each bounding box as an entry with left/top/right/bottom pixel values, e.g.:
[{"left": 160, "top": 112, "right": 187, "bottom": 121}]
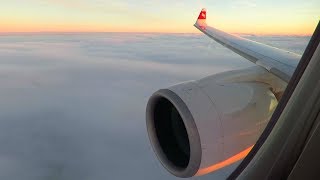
[{"left": 0, "top": 31, "right": 312, "bottom": 36}]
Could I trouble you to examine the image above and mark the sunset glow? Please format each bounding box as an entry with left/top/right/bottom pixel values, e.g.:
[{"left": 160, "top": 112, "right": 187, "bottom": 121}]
[
  {"left": 196, "top": 145, "right": 254, "bottom": 176},
  {"left": 1, "top": 0, "right": 319, "bottom": 35}
]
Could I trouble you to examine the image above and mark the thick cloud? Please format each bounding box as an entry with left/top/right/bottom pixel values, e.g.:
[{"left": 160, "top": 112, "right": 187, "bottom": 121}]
[{"left": 0, "top": 33, "right": 309, "bottom": 180}]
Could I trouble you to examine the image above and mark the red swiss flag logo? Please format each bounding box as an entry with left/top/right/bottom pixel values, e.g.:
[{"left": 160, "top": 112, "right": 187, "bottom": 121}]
[{"left": 198, "top": 9, "right": 206, "bottom": 20}]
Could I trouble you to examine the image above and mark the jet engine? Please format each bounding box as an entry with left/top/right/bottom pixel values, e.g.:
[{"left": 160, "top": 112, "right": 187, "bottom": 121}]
[{"left": 146, "top": 66, "right": 286, "bottom": 177}]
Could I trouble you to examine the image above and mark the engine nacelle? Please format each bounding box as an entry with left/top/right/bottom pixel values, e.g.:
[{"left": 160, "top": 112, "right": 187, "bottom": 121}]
[{"left": 146, "top": 67, "right": 285, "bottom": 177}]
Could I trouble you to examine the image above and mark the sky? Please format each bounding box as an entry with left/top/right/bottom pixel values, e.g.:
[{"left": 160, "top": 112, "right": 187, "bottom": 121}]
[
  {"left": 0, "top": 33, "right": 310, "bottom": 180},
  {"left": 1, "top": 0, "right": 319, "bottom": 34}
]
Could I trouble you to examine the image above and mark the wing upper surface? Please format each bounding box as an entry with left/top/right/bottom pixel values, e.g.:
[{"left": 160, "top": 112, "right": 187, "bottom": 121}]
[{"left": 195, "top": 9, "right": 301, "bottom": 82}]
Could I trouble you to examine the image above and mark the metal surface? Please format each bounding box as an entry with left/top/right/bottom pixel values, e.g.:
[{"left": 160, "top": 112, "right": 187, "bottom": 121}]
[
  {"left": 234, "top": 21, "right": 320, "bottom": 180},
  {"left": 194, "top": 9, "right": 301, "bottom": 83},
  {"left": 146, "top": 67, "right": 281, "bottom": 177}
]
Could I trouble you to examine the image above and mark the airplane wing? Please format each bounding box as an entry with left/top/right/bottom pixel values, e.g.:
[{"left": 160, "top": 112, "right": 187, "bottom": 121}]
[{"left": 194, "top": 8, "right": 301, "bottom": 82}]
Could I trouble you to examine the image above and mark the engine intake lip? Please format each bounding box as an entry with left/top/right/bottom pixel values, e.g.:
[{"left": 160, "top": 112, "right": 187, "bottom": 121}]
[{"left": 146, "top": 89, "right": 201, "bottom": 177}]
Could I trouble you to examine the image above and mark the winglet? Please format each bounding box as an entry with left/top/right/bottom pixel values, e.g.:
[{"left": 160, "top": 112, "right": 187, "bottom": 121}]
[
  {"left": 195, "top": 8, "right": 207, "bottom": 30},
  {"left": 197, "top": 8, "right": 207, "bottom": 20}
]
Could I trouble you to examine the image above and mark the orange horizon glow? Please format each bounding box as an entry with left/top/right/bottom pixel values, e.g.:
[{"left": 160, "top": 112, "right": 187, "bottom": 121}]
[
  {"left": 196, "top": 145, "right": 254, "bottom": 176},
  {"left": 0, "top": 26, "right": 314, "bottom": 36},
  {"left": 1, "top": 1, "right": 318, "bottom": 36},
  {"left": 0, "top": 19, "right": 316, "bottom": 36}
]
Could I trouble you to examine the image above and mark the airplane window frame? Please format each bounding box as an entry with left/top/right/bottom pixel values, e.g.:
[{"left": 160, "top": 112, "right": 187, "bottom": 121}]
[{"left": 228, "top": 21, "right": 320, "bottom": 179}]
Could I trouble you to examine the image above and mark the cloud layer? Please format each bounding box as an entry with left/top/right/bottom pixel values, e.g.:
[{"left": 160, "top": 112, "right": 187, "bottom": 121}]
[{"left": 0, "top": 33, "right": 309, "bottom": 180}]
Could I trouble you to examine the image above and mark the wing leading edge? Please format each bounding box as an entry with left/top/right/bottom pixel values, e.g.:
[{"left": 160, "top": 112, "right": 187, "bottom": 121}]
[{"left": 194, "top": 8, "right": 301, "bottom": 82}]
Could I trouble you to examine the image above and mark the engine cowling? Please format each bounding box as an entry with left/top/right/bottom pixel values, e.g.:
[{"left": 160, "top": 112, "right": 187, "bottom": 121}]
[{"left": 146, "top": 67, "right": 285, "bottom": 177}]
